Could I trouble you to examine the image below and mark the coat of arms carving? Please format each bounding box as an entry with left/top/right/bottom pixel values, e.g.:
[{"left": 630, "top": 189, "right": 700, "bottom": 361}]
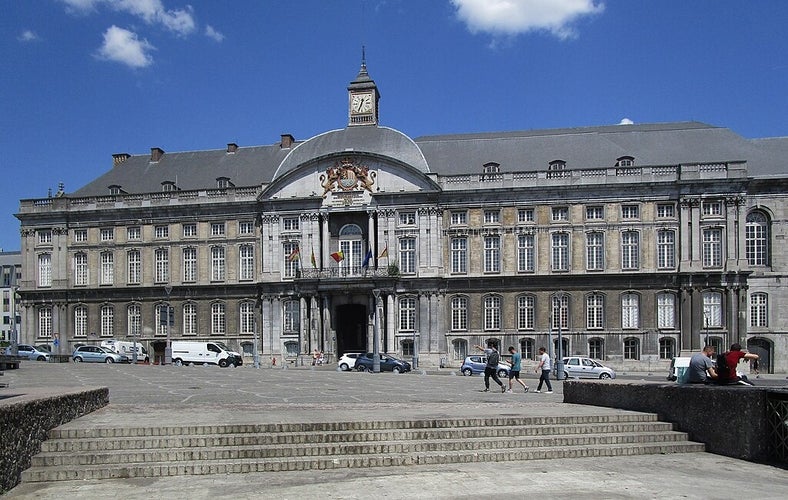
[{"left": 319, "top": 158, "right": 376, "bottom": 197}]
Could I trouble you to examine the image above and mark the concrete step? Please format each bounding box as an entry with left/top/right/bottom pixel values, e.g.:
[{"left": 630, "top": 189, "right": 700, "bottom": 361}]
[
  {"left": 39, "top": 421, "right": 677, "bottom": 452},
  {"left": 22, "top": 413, "right": 705, "bottom": 482}
]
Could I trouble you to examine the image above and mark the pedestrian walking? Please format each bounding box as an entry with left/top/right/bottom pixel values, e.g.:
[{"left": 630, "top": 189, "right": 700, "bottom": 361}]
[
  {"left": 534, "top": 347, "right": 553, "bottom": 394},
  {"left": 506, "top": 346, "right": 529, "bottom": 393},
  {"left": 474, "top": 343, "right": 506, "bottom": 393}
]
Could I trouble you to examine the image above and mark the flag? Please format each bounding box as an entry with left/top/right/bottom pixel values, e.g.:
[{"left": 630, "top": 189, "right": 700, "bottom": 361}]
[
  {"left": 330, "top": 250, "right": 344, "bottom": 262},
  {"left": 378, "top": 245, "right": 388, "bottom": 259},
  {"left": 310, "top": 247, "right": 317, "bottom": 268},
  {"left": 288, "top": 247, "right": 300, "bottom": 262},
  {"left": 362, "top": 248, "right": 373, "bottom": 268}
]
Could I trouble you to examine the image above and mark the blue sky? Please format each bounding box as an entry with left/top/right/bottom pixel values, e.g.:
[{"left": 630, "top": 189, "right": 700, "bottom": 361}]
[{"left": 1, "top": 0, "right": 786, "bottom": 252}]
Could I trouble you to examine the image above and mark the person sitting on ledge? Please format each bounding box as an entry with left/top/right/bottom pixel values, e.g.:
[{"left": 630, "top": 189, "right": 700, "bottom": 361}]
[
  {"left": 687, "top": 345, "right": 718, "bottom": 384},
  {"left": 717, "top": 343, "right": 759, "bottom": 386}
]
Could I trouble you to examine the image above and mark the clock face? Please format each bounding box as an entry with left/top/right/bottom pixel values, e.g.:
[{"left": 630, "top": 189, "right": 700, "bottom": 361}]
[{"left": 351, "top": 93, "right": 373, "bottom": 114}]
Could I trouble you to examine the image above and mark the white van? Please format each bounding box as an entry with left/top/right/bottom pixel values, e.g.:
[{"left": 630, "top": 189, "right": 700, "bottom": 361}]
[
  {"left": 100, "top": 339, "right": 150, "bottom": 363},
  {"left": 170, "top": 341, "right": 243, "bottom": 367}
]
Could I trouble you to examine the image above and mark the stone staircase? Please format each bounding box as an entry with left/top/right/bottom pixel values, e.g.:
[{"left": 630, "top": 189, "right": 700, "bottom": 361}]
[{"left": 22, "top": 413, "right": 704, "bottom": 482}]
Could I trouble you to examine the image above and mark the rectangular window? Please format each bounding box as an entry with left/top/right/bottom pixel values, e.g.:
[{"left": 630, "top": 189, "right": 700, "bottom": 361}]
[
  {"left": 183, "top": 223, "right": 197, "bottom": 237},
  {"left": 586, "top": 295, "right": 604, "bottom": 329},
  {"left": 551, "top": 232, "right": 569, "bottom": 271},
  {"left": 657, "top": 230, "right": 676, "bottom": 269},
  {"left": 282, "top": 217, "right": 300, "bottom": 231},
  {"left": 127, "top": 305, "right": 141, "bottom": 337},
  {"left": 621, "top": 231, "right": 640, "bottom": 270},
  {"left": 622, "top": 293, "right": 639, "bottom": 329},
  {"left": 622, "top": 205, "right": 639, "bottom": 219},
  {"left": 585, "top": 206, "right": 604, "bottom": 220},
  {"left": 451, "top": 237, "right": 467, "bottom": 274},
  {"left": 74, "top": 307, "right": 88, "bottom": 337},
  {"left": 155, "top": 249, "right": 169, "bottom": 283},
  {"left": 398, "top": 212, "right": 416, "bottom": 226},
  {"left": 38, "top": 254, "right": 52, "bottom": 287},
  {"left": 399, "top": 238, "right": 416, "bottom": 274},
  {"left": 155, "top": 225, "right": 169, "bottom": 239},
  {"left": 589, "top": 338, "right": 604, "bottom": 360},
  {"left": 551, "top": 295, "right": 569, "bottom": 330},
  {"left": 100, "top": 228, "right": 114, "bottom": 241},
  {"left": 399, "top": 297, "right": 416, "bottom": 331},
  {"left": 183, "top": 247, "right": 197, "bottom": 282},
  {"left": 283, "top": 242, "right": 299, "bottom": 279},
  {"left": 38, "top": 230, "right": 52, "bottom": 244},
  {"left": 657, "top": 203, "right": 675, "bottom": 218},
  {"left": 240, "top": 302, "right": 255, "bottom": 335},
  {"left": 484, "top": 235, "right": 500, "bottom": 273},
  {"left": 517, "top": 295, "right": 535, "bottom": 330},
  {"left": 39, "top": 307, "right": 52, "bottom": 337},
  {"left": 483, "top": 210, "right": 500, "bottom": 224},
  {"left": 749, "top": 293, "right": 768, "bottom": 328},
  {"left": 74, "top": 229, "right": 88, "bottom": 243},
  {"left": 210, "top": 222, "right": 226, "bottom": 236},
  {"left": 517, "top": 234, "right": 535, "bottom": 272},
  {"left": 101, "top": 306, "right": 114, "bottom": 337},
  {"left": 517, "top": 208, "right": 534, "bottom": 223},
  {"left": 657, "top": 293, "right": 676, "bottom": 329},
  {"left": 211, "top": 246, "right": 226, "bottom": 281},
  {"left": 703, "top": 292, "right": 723, "bottom": 328},
  {"left": 127, "top": 250, "right": 141, "bottom": 284},
  {"left": 702, "top": 201, "right": 723, "bottom": 217},
  {"left": 183, "top": 303, "right": 197, "bottom": 335},
  {"left": 451, "top": 296, "right": 467, "bottom": 331},
  {"left": 212, "top": 303, "right": 226, "bottom": 335},
  {"left": 484, "top": 295, "right": 501, "bottom": 331},
  {"left": 239, "top": 221, "right": 254, "bottom": 235},
  {"left": 586, "top": 232, "right": 604, "bottom": 271},
  {"left": 702, "top": 228, "right": 723, "bottom": 267},
  {"left": 450, "top": 211, "right": 467, "bottom": 225},
  {"left": 100, "top": 252, "right": 114, "bottom": 285},
  {"left": 551, "top": 207, "right": 569, "bottom": 221},
  {"left": 74, "top": 253, "right": 88, "bottom": 286},
  {"left": 239, "top": 245, "right": 255, "bottom": 281},
  {"left": 127, "top": 226, "right": 141, "bottom": 240}
]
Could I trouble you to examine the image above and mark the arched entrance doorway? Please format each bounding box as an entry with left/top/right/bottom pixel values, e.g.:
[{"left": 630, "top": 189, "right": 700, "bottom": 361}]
[
  {"left": 335, "top": 304, "right": 367, "bottom": 354},
  {"left": 747, "top": 337, "right": 772, "bottom": 374}
]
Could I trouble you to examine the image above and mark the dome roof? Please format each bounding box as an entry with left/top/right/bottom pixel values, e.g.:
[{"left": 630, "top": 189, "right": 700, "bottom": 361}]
[{"left": 273, "top": 125, "right": 430, "bottom": 180}]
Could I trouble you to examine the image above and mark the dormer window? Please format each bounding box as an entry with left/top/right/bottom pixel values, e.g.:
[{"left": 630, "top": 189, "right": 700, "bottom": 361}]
[
  {"left": 108, "top": 185, "right": 125, "bottom": 195},
  {"left": 481, "top": 162, "right": 501, "bottom": 181},
  {"left": 547, "top": 160, "right": 568, "bottom": 178},
  {"left": 216, "top": 177, "right": 234, "bottom": 189},
  {"left": 616, "top": 156, "right": 635, "bottom": 167},
  {"left": 161, "top": 181, "right": 178, "bottom": 192}
]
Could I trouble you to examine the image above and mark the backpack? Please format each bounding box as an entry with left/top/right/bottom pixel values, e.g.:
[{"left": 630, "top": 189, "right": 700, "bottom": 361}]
[
  {"left": 487, "top": 350, "right": 500, "bottom": 367},
  {"left": 715, "top": 352, "right": 730, "bottom": 383}
]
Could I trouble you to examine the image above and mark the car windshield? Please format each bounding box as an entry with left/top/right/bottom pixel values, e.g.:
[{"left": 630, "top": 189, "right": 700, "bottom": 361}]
[
  {"left": 214, "top": 342, "right": 230, "bottom": 351},
  {"left": 99, "top": 347, "right": 115, "bottom": 353}
]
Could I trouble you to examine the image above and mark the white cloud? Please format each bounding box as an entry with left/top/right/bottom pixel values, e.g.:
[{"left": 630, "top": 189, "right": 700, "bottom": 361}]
[
  {"left": 60, "top": 0, "right": 196, "bottom": 36},
  {"left": 451, "top": 0, "right": 604, "bottom": 40},
  {"left": 618, "top": 118, "right": 634, "bottom": 125},
  {"left": 18, "top": 30, "right": 41, "bottom": 42},
  {"left": 205, "top": 25, "right": 225, "bottom": 43},
  {"left": 95, "top": 25, "right": 155, "bottom": 68}
]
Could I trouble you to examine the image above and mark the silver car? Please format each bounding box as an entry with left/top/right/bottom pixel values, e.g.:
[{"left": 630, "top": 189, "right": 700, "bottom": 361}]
[
  {"left": 557, "top": 356, "right": 616, "bottom": 379},
  {"left": 5, "top": 344, "right": 50, "bottom": 361},
  {"left": 72, "top": 345, "right": 130, "bottom": 364}
]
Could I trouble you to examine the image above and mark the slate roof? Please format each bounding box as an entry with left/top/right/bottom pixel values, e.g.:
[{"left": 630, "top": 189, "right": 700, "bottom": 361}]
[{"left": 70, "top": 121, "right": 787, "bottom": 197}]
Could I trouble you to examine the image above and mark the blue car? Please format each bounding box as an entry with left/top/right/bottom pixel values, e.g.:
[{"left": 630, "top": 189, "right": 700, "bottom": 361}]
[
  {"left": 460, "top": 355, "right": 510, "bottom": 378},
  {"left": 354, "top": 353, "right": 411, "bottom": 373}
]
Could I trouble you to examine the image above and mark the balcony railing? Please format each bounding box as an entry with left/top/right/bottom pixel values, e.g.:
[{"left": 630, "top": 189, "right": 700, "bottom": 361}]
[{"left": 297, "top": 266, "right": 394, "bottom": 279}]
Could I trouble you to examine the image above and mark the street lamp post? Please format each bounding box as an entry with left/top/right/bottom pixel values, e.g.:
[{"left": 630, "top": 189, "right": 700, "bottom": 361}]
[
  {"left": 253, "top": 319, "right": 260, "bottom": 369},
  {"left": 164, "top": 285, "right": 172, "bottom": 365},
  {"left": 554, "top": 292, "right": 566, "bottom": 380},
  {"left": 372, "top": 289, "right": 381, "bottom": 373}
]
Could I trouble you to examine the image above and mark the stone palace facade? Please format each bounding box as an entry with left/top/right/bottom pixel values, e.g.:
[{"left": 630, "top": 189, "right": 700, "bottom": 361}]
[{"left": 15, "top": 64, "right": 788, "bottom": 372}]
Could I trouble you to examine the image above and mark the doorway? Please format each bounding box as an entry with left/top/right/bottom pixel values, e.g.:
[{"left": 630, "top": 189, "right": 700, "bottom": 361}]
[
  {"left": 335, "top": 304, "right": 367, "bottom": 355},
  {"left": 747, "top": 337, "right": 772, "bottom": 374}
]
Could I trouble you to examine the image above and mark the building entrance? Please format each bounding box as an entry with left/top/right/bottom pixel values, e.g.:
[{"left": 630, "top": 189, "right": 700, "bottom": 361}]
[
  {"left": 335, "top": 304, "right": 367, "bottom": 354},
  {"left": 748, "top": 337, "right": 772, "bottom": 374}
]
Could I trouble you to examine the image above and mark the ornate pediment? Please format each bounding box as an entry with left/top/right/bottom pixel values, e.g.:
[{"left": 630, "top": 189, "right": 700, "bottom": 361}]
[{"left": 319, "top": 158, "right": 376, "bottom": 198}]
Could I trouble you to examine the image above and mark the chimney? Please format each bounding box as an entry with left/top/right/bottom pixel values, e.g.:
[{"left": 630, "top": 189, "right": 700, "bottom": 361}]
[
  {"left": 112, "top": 153, "right": 131, "bottom": 166},
  {"left": 226, "top": 143, "right": 238, "bottom": 153},
  {"left": 280, "top": 134, "right": 295, "bottom": 149},
  {"left": 150, "top": 147, "right": 165, "bottom": 162}
]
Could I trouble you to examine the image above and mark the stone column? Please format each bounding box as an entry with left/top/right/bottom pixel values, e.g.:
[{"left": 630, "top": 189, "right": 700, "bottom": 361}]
[{"left": 386, "top": 293, "right": 396, "bottom": 352}]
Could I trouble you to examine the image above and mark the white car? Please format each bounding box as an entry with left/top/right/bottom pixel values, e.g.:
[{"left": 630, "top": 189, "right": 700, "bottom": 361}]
[
  {"left": 557, "top": 356, "right": 616, "bottom": 379},
  {"left": 338, "top": 352, "right": 362, "bottom": 371}
]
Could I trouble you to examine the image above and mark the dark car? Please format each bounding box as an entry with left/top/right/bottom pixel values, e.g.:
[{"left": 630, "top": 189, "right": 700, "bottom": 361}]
[{"left": 354, "top": 352, "right": 411, "bottom": 373}]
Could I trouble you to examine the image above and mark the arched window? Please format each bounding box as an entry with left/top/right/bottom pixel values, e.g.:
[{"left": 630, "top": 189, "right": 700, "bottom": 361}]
[
  {"left": 211, "top": 302, "right": 226, "bottom": 335},
  {"left": 240, "top": 301, "right": 255, "bottom": 335},
  {"left": 551, "top": 294, "right": 570, "bottom": 330},
  {"left": 127, "top": 304, "right": 141, "bottom": 337},
  {"left": 74, "top": 305, "right": 88, "bottom": 338},
  {"left": 519, "top": 338, "right": 535, "bottom": 360},
  {"left": 659, "top": 337, "right": 675, "bottom": 359},
  {"left": 517, "top": 295, "right": 535, "bottom": 330},
  {"left": 746, "top": 211, "right": 770, "bottom": 266},
  {"left": 657, "top": 292, "right": 677, "bottom": 330},
  {"left": 284, "top": 341, "right": 299, "bottom": 357},
  {"left": 401, "top": 339, "right": 414, "bottom": 356},
  {"left": 623, "top": 337, "right": 640, "bottom": 360},
  {"left": 483, "top": 295, "right": 501, "bottom": 331},
  {"left": 451, "top": 296, "right": 468, "bottom": 331},
  {"left": 621, "top": 293, "right": 640, "bottom": 329},
  {"left": 702, "top": 291, "right": 723, "bottom": 327},
  {"left": 586, "top": 294, "right": 604, "bottom": 329},
  {"left": 588, "top": 337, "right": 604, "bottom": 360},
  {"left": 183, "top": 302, "right": 197, "bottom": 336},
  {"left": 452, "top": 339, "right": 468, "bottom": 360},
  {"left": 749, "top": 292, "right": 768, "bottom": 328},
  {"left": 100, "top": 304, "right": 114, "bottom": 337}
]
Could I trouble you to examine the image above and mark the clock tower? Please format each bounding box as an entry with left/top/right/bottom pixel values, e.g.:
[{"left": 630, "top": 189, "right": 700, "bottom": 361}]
[{"left": 348, "top": 50, "right": 379, "bottom": 127}]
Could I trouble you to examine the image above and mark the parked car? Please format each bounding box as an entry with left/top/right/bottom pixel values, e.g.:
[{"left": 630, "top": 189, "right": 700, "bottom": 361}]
[
  {"left": 354, "top": 353, "right": 412, "bottom": 373},
  {"left": 338, "top": 352, "right": 362, "bottom": 371},
  {"left": 460, "top": 355, "right": 510, "bottom": 378},
  {"left": 72, "top": 345, "right": 130, "bottom": 364},
  {"left": 4, "top": 344, "right": 50, "bottom": 361},
  {"left": 556, "top": 356, "right": 616, "bottom": 379}
]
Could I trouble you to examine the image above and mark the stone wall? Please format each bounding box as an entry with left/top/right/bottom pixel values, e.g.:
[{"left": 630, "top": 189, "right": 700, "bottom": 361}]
[
  {"left": 0, "top": 387, "right": 108, "bottom": 494},
  {"left": 564, "top": 381, "right": 783, "bottom": 463}
]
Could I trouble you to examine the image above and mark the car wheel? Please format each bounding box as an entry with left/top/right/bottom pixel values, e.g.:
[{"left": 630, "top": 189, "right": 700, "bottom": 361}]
[
  {"left": 562, "top": 371, "right": 569, "bottom": 380},
  {"left": 392, "top": 366, "right": 402, "bottom": 374},
  {"left": 105, "top": 357, "right": 114, "bottom": 364},
  {"left": 461, "top": 368, "right": 472, "bottom": 376},
  {"left": 357, "top": 364, "right": 367, "bottom": 372},
  {"left": 599, "top": 372, "right": 611, "bottom": 379},
  {"left": 37, "top": 356, "right": 46, "bottom": 361},
  {"left": 498, "top": 369, "right": 508, "bottom": 378},
  {"left": 173, "top": 358, "right": 183, "bottom": 366},
  {"left": 219, "top": 359, "right": 228, "bottom": 368},
  {"left": 73, "top": 356, "right": 83, "bottom": 363},
  {"left": 339, "top": 363, "right": 349, "bottom": 371}
]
